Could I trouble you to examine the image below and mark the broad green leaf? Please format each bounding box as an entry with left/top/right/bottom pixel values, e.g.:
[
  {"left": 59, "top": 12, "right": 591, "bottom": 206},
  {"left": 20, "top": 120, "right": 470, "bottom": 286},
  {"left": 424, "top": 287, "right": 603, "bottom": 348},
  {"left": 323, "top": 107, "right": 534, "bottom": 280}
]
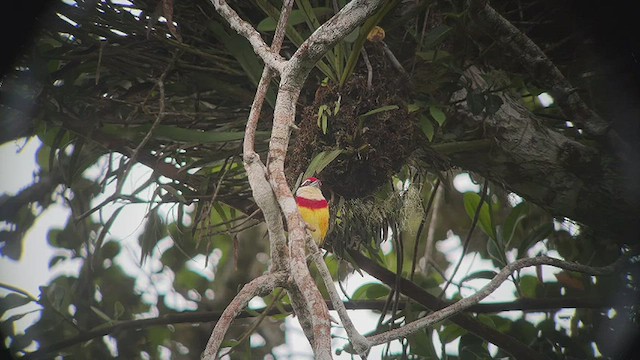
[
  {"left": 485, "top": 94, "right": 504, "bottom": 114},
  {"left": 419, "top": 113, "right": 434, "bottom": 141},
  {"left": 463, "top": 192, "right": 495, "bottom": 240},
  {"left": 213, "top": 202, "right": 232, "bottom": 231},
  {"left": 467, "top": 92, "right": 485, "bottom": 115},
  {"left": 351, "top": 283, "right": 389, "bottom": 300},
  {"left": 476, "top": 314, "right": 496, "bottom": 329},
  {"left": 35, "top": 122, "right": 73, "bottom": 149},
  {"left": 408, "top": 329, "right": 437, "bottom": 357},
  {"left": 0, "top": 293, "right": 32, "bottom": 317},
  {"left": 502, "top": 201, "right": 529, "bottom": 247},
  {"left": 519, "top": 275, "right": 540, "bottom": 298},
  {"left": 429, "top": 106, "right": 446, "bottom": 126},
  {"left": 459, "top": 334, "right": 491, "bottom": 360},
  {"left": 439, "top": 323, "right": 467, "bottom": 344}
]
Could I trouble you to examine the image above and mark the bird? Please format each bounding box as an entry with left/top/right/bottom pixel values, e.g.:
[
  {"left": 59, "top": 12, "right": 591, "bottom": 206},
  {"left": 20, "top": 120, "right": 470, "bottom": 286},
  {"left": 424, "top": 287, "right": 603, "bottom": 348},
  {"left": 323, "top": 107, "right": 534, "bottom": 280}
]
[{"left": 295, "top": 177, "right": 329, "bottom": 246}]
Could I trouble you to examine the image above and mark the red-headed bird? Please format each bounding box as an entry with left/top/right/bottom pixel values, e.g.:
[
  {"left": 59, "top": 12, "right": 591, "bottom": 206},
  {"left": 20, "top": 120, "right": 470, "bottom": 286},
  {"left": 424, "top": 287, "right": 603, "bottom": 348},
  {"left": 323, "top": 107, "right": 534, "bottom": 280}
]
[{"left": 295, "top": 177, "right": 329, "bottom": 246}]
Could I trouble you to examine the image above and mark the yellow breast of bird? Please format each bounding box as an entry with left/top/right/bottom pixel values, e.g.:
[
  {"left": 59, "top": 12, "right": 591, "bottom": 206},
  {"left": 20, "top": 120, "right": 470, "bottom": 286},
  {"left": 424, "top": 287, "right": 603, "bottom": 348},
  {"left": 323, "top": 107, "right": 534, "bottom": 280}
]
[{"left": 296, "top": 187, "right": 329, "bottom": 245}]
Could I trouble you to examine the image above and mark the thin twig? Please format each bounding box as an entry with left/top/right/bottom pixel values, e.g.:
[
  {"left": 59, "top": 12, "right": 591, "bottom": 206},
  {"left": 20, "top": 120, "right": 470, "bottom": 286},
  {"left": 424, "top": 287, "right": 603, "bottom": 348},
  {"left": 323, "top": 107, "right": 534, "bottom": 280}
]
[
  {"left": 420, "top": 179, "right": 442, "bottom": 276},
  {"left": 201, "top": 272, "right": 287, "bottom": 359},
  {"left": 366, "top": 253, "right": 628, "bottom": 347},
  {"left": 0, "top": 283, "right": 39, "bottom": 302},
  {"left": 310, "top": 248, "right": 370, "bottom": 358},
  {"left": 439, "top": 179, "right": 489, "bottom": 298},
  {"left": 469, "top": 0, "right": 609, "bottom": 137},
  {"left": 380, "top": 41, "right": 409, "bottom": 78},
  {"left": 74, "top": 53, "right": 180, "bottom": 222},
  {"left": 361, "top": 48, "right": 373, "bottom": 91}
]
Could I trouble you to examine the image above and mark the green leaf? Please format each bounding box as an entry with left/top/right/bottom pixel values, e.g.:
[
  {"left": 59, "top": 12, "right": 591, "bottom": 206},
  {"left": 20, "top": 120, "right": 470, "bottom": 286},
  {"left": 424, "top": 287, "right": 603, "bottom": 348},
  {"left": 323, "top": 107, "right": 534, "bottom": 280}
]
[
  {"left": 254, "top": 0, "right": 336, "bottom": 81},
  {"left": 302, "top": 149, "right": 343, "bottom": 180},
  {"left": 422, "top": 24, "right": 452, "bottom": 49},
  {"left": 35, "top": 123, "right": 74, "bottom": 149},
  {"left": 517, "top": 222, "right": 553, "bottom": 258},
  {"left": 208, "top": 21, "right": 275, "bottom": 105},
  {"left": 220, "top": 339, "right": 241, "bottom": 348},
  {"left": 321, "top": 114, "right": 328, "bottom": 134},
  {"left": 256, "top": 8, "right": 333, "bottom": 32},
  {"left": 439, "top": 323, "right": 467, "bottom": 344},
  {"left": 407, "top": 103, "right": 421, "bottom": 113},
  {"left": 0, "top": 293, "right": 32, "bottom": 317},
  {"left": 175, "top": 268, "right": 208, "bottom": 292},
  {"left": 429, "top": 106, "right": 446, "bottom": 126},
  {"left": 487, "top": 237, "right": 505, "bottom": 267},
  {"left": 519, "top": 275, "right": 540, "bottom": 298},
  {"left": 416, "top": 50, "right": 451, "bottom": 62},
  {"left": 467, "top": 92, "right": 485, "bottom": 115},
  {"left": 485, "top": 94, "right": 504, "bottom": 114},
  {"left": 351, "top": 283, "right": 389, "bottom": 300},
  {"left": 419, "top": 114, "right": 434, "bottom": 141},
  {"left": 48, "top": 255, "right": 67, "bottom": 269},
  {"left": 340, "top": 0, "right": 400, "bottom": 86},
  {"left": 463, "top": 192, "right": 495, "bottom": 240},
  {"left": 333, "top": 95, "right": 341, "bottom": 115},
  {"left": 358, "top": 105, "right": 399, "bottom": 118},
  {"left": 295, "top": 0, "right": 324, "bottom": 30},
  {"left": 113, "top": 302, "right": 125, "bottom": 320},
  {"left": 102, "top": 125, "right": 267, "bottom": 144},
  {"left": 502, "top": 201, "right": 529, "bottom": 247},
  {"left": 90, "top": 305, "right": 113, "bottom": 322},
  {"left": 459, "top": 334, "right": 491, "bottom": 360},
  {"left": 408, "top": 329, "right": 437, "bottom": 357}
]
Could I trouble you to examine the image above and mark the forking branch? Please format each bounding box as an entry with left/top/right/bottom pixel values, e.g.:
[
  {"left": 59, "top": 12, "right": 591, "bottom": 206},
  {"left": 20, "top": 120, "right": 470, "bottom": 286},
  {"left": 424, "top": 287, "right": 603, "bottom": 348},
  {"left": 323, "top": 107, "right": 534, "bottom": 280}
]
[{"left": 203, "top": 1, "right": 384, "bottom": 359}]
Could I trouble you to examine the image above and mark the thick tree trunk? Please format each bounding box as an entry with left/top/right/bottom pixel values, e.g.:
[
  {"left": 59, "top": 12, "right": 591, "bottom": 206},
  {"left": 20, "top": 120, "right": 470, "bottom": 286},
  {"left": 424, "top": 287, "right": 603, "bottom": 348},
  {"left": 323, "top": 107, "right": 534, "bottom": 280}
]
[{"left": 442, "top": 66, "right": 639, "bottom": 243}]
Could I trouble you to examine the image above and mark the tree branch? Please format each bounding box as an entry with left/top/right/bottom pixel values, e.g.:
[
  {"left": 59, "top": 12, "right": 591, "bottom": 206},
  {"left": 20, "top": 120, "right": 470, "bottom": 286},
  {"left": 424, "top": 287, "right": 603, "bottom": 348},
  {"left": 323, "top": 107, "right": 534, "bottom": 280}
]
[
  {"left": 201, "top": 272, "right": 287, "bottom": 359},
  {"left": 446, "top": 65, "right": 637, "bottom": 242},
  {"left": 349, "top": 249, "right": 548, "bottom": 360},
  {"left": 241, "top": 0, "right": 295, "bottom": 269},
  {"left": 311, "top": 248, "right": 370, "bottom": 357},
  {"left": 361, "top": 252, "right": 626, "bottom": 353},
  {"left": 209, "top": 0, "right": 286, "bottom": 72},
  {"left": 211, "top": 1, "right": 385, "bottom": 358},
  {"left": 469, "top": 0, "right": 609, "bottom": 137}
]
